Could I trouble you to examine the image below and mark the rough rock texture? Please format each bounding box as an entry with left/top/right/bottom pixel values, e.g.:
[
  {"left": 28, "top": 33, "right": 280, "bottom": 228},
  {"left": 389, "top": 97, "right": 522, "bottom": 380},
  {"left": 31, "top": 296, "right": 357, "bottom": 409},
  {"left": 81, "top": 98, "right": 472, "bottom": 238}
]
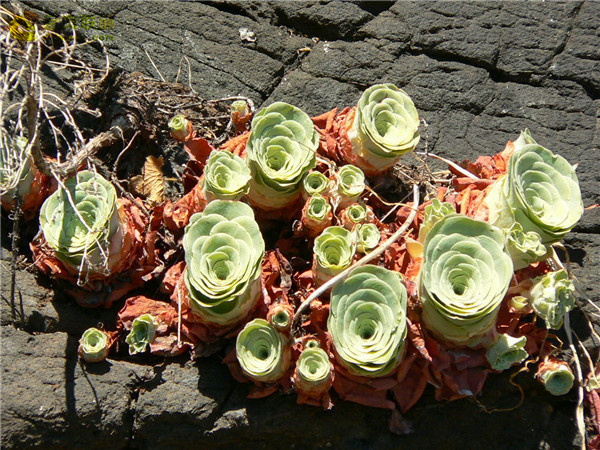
[{"left": 3, "top": 0, "right": 600, "bottom": 448}]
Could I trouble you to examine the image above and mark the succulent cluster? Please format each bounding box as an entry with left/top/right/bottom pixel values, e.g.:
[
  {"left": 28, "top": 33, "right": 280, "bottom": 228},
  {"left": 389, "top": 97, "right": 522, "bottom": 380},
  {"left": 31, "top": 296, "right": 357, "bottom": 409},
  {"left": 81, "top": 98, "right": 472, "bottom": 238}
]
[{"left": 13, "top": 82, "right": 587, "bottom": 428}]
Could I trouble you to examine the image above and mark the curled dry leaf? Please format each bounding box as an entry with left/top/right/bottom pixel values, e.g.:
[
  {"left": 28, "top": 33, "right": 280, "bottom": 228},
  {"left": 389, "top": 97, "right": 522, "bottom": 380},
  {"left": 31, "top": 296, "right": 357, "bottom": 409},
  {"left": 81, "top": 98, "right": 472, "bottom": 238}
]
[{"left": 130, "top": 155, "right": 166, "bottom": 205}]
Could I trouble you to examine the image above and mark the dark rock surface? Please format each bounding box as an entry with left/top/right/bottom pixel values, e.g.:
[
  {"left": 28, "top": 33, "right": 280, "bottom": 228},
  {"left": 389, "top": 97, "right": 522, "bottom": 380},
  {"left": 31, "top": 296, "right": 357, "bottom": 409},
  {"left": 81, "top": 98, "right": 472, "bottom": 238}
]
[{"left": 2, "top": 0, "right": 600, "bottom": 448}]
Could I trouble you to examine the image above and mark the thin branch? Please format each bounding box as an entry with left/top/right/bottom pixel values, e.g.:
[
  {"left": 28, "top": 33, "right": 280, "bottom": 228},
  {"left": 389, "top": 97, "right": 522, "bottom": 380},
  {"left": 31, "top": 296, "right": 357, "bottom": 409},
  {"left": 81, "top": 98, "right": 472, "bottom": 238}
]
[
  {"left": 415, "top": 151, "right": 480, "bottom": 180},
  {"left": 292, "top": 183, "right": 420, "bottom": 330}
]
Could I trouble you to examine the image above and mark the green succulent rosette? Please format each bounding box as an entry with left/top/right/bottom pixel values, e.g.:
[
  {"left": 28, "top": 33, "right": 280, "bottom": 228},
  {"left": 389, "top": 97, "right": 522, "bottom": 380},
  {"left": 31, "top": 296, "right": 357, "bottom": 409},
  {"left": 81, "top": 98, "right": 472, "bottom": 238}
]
[
  {"left": 347, "top": 83, "right": 420, "bottom": 172},
  {"left": 539, "top": 360, "right": 574, "bottom": 396},
  {"left": 78, "top": 327, "right": 110, "bottom": 363},
  {"left": 530, "top": 269, "right": 575, "bottom": 330},
  {"left": 236, "top": 318, "right": 291, "bottom": 383},
  {"left": 328, "top": 265, "right": 408, "bottom": 377},
  {"left": 202, "top": 150, "right": 251, "bottom": 201},
  {"left": 125, "top": 314, "right": 158, "bottom": 355},
  {"left": 295, "top": 346, "right": 332, "bottom": 392},
  {"left": 168, "top": 115, "right": 192, "bottom": 141},
  {"left": 313, "top": 226, "right": 356, "bottom": 284},
  {"left": 335, "top": 165, "right": 365, "bottom": 206},
  {"left": 183, "top": 200, "right": 265, "bottom": 326},
  {"left": 356, "top": 223, "right": 381, "bottom": 253},
  {"left": 419, "top": 215, "right": 514, "bottom": 345},
  {"left": 343, "top": 203, "right": 368, "bottom": 226},
  {"left": 231, "top": 100, "right": 250, "bottom": 117},
  {"left": 418, "top": 199, "right": 455, "bottom": 243},
  {"left": 487, "top": 136, "right": 583, "bottom": 244},
  {"left": 39, "top": 170, "right": 120, "bottom": 272},
  {"left": 485, "top": 334, "right": 528, "bottom": 371},
  {"left": 245, "top": 102, "right": 319, "bottom": 209},
  {"left": 302, "top": 171, "right": 329, "bottom": 200},
  {"left": 305, "top": 194, "right": 331, "bottom": 223},
  {"left": 504, "top": 222, "right": 549, "bottom": 270}
]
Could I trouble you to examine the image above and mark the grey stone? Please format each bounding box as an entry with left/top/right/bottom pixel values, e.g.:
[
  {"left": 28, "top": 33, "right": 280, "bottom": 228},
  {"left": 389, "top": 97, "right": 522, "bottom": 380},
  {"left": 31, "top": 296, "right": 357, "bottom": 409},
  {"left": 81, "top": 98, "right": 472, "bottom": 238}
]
[
  {"left": 131, "top": 359, "right": 233, "bottom": 449},
  {"left": 0, "top": 249, "right": 119, "bottom": 336},
  {"left": 0, "top": 326, "right": 146, "bottom": 449}
]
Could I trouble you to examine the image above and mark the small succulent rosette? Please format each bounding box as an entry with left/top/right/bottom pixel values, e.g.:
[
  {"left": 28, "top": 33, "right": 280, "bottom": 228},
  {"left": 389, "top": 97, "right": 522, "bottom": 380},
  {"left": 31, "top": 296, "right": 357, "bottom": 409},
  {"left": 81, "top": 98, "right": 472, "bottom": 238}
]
[
  {"left": 168, "top": 115, "right": 194, "bottom": 142},
  {"left": 333, "top": 164, "right": 365, "bottom": 208},
  {"left": 78, "top": 328, "right": 113, "bottom": 363},
  {"left": 312, "top": 226, "right": 356, "bottom": 286},
  {"left": 232, "top": 318, "right": 292, "bottom": 391},
  {"left": 338, "top": 203, "right": 374, "bottom": 230},
  {"left": 199, "top": 150, "right": 251, "bottom": 203},
  {"left": 536, "top": 356, "right": 574, "bottom": 396},
  {"left": 292, "top": 336, "right": 334, "bottom": 409},
  {"left": 299, "top": 194, "right": 333, "bottom": 238},
  {"left": 301, "top": 170, "right": 330, "bottom": 202}
]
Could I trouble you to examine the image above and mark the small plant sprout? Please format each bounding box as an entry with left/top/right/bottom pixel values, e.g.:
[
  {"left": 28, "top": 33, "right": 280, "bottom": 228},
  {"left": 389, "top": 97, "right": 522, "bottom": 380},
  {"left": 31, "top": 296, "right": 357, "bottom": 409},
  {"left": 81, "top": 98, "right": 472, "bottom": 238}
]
[
  {"left": 168, "top": 115, "right": 193, "bottom": 142},
  {"left": 202, "top": 150, "right": 251, "bottom": 202},
  {"left": 78, "top": 328, "right": 110, "bottom": 363},
  {"left": 125, "top": 314, "right": 158, "bottom": 355},
  {"left": 530, "top": 269, "right": 576, "bottom": 330},
  {"left": 486, "top": 334, "right": 528, "bottom": 371},
  {"left": 313, "top": 226, "right": 356, "bottom": 285}
]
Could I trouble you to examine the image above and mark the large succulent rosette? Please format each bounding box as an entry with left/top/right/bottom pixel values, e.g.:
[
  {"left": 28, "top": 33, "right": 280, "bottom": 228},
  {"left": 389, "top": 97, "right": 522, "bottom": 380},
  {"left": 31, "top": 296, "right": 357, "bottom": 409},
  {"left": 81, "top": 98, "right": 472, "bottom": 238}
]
[
  {"left": 487, "top": 142, "right": 583, "bottom": 244},
  {"left": 328, "top": 265, "right": 408, "bottom": 377},
  {"left": 419, "top": 215, "right": 513, "bottom": 345},
  {"left": 245, "top": 102, "right": 319, "bottom": 210},
  {"left": 345, "top": 84, "right": 420, "bottom": 174},
  {"left": 182, "top": 200, "right": 265, "bottom": 326},
  {"left": 39, "top": 170, "right": 121, "bottom": 273}
]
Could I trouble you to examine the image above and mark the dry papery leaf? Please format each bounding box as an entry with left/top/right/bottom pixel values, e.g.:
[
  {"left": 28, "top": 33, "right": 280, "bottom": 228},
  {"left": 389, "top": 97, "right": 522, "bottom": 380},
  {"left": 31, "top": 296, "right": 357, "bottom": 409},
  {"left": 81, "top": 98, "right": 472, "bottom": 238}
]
[{"left": 130, "top": 156, "right": 165, "bottom": 205}]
